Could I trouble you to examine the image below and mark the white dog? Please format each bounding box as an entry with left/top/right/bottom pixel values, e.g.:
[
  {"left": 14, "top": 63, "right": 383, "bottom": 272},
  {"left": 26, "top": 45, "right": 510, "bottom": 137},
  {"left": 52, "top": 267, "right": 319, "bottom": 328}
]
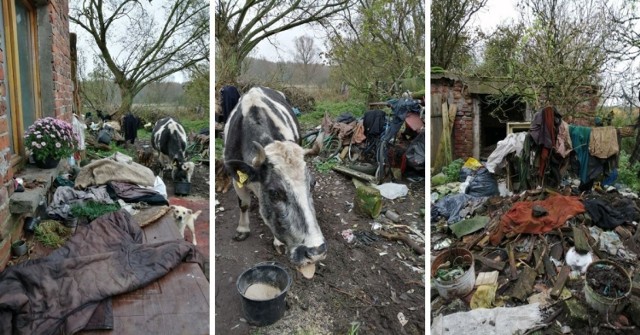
[
  {"left": 182, "top": 161, "right": 195, "bottom": 182},
  {"left": 171, "top": 205, "right": 202, "bottom": 245}
]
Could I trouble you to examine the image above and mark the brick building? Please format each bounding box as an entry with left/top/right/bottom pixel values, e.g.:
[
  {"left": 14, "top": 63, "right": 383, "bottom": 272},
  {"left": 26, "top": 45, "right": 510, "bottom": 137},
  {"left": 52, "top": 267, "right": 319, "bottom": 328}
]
[
  {"left": 431, "top": 73, "right": 599, "bottom": 162},
  {"left": 0, "top": 0, "right": 73, "bottom": 269}
]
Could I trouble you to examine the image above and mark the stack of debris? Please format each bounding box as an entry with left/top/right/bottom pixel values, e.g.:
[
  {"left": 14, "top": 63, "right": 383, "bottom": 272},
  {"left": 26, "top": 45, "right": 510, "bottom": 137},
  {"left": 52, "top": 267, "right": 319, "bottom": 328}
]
[{"left": 431, "top": 107, "right": 640, "bottom": 334}]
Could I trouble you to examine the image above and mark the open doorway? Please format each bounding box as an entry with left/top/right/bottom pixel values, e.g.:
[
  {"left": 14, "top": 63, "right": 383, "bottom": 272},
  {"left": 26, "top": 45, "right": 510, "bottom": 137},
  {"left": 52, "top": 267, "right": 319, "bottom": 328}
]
[{"left": 478, "top": 95, "right": 527, "bottom": 159}]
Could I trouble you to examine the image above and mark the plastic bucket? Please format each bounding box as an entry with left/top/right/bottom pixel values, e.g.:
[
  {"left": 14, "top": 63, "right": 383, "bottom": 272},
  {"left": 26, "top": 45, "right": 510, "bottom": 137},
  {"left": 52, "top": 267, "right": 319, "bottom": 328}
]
[
  {"left": 11, "top": 240, "right": 27, "bottom": 257},
  {"left": 584, "top": 260, "right": 631, "bottom": 314},
  {"left": 431, "top": 248, "right": 475, "bottom": 300},
  {"left": 174, "top": 181, "right": 191, "bottom": 196},
  {"left": 236, "top": 262, "right": 292, "bottom": 326}
]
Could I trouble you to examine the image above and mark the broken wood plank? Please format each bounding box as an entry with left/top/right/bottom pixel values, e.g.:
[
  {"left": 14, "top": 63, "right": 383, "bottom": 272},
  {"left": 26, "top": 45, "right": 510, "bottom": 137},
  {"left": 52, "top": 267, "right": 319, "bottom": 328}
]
[
  {"left": 573, "top": 226, "right": 590, "bottom": 254},
  {"left": 333, "top": 165, "right": 379, "bottom": 183},
  {"left": 534, "top": 246, "right": 545, "bottom": 276},
  {"left": 464, "top": 232, "right": 486, "bottom": 250},
  {"left": 473, "top": 253, "right": 506, "bottom": 271},
  {"left": 508, "top": 243, "right": 518, "bottom": 280},
  {"left": 506, "top": 266, "right": 537, "bottom": 302},
  {"left": 378, "top": 231, "right": 424, "bottom": 255},
  {"left": 543, "top": 253, "right": 557, "bottom": 282},
  {"left": 551, "top": 266, "right": 571, "bottom": 299}
]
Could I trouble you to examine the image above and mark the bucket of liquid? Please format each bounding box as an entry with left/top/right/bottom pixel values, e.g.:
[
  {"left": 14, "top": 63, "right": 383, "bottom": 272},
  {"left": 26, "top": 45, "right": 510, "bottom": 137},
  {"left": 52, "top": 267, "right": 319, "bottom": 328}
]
[{"left": 236, "top": 261, "right": 292, "bottom": 326}]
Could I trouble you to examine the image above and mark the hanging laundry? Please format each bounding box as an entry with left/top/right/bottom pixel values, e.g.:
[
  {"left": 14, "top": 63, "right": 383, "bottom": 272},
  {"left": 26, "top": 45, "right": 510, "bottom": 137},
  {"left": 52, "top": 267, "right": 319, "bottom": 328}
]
[
  {"left": 555, "top": 121, "right": 573, "bottom": 158},
  {"left": 568, "top": 125, "right": 591, "bottom": 183},
  {"left": 486, "top": 132, "right": 528, "bottom": 173},
  {"left": 589, "top": 126, "right": 619, "bottom": 159}
]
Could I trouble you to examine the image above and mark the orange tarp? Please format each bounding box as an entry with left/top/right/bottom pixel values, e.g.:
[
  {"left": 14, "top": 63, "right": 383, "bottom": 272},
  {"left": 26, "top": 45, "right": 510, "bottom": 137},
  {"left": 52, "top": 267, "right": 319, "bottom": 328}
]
[{"left": 490, "top": 195, "right": 585, "bottom": 245}]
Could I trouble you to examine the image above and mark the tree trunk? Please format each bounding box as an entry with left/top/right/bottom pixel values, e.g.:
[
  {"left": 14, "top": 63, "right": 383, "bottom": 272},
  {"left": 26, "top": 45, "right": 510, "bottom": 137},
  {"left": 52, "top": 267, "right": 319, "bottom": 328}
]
[
  {"left": 115, "top": 88, "right": 134, "bottom": 121},
  {"left": 216, "top": 38, "right": 243, "bottom": 85}
]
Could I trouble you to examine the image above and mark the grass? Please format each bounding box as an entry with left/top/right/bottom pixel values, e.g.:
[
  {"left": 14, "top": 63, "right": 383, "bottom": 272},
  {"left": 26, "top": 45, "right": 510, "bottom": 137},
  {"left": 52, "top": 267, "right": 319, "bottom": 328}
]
[
  {"left": 70, "top": 201, "right": 121, "bottom": 221},
  {"left": 182, "top": 119, "right": 210, "bottom": 134},
  {"left": 35, "top": 220, "right": 73, "bottom": 249},
  {"left": 348, "top": 323, "right": 360, "bottom": 335},
  {"left": 617, "top": 151, "right": 640, "bottom": 192},
  {"left": 298, "top": 99, "right": 368, "bottom": 129},
  {"left": 314, "top": 157, "right": 339, "bottom": 174},
  {"left": 215, "top": 138, "right": 224, "bottom": 160}
]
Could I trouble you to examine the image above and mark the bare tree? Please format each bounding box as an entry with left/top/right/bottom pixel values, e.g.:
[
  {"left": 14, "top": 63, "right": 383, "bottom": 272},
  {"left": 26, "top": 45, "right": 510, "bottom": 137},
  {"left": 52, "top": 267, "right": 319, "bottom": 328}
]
[
  {"left": 327, "top": 0, "right": 424, "bottom": 100},
  {"left": 293, "top": 35, "right": 320, "bottom": 85},
  {"left": 431, "top": 0, "right": 487, "bottom": 70},
  {"left": 71, "top": 0, "right": 209, "bottom": 118},
  {"left": 215, "top": 0, "right": 349, "bottom": 85}
]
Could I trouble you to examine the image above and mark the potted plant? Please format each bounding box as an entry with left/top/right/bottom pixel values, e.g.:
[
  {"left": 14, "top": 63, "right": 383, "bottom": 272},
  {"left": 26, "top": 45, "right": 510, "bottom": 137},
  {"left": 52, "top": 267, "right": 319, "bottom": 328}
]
[{"left": 24, "top": 117, "right": 78, "bottom": 169}]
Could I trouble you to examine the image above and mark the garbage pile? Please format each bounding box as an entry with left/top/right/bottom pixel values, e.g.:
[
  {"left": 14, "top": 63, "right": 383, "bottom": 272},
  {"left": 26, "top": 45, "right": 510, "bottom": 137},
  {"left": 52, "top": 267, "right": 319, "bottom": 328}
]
[{"left": 431, "top": 161, "right": 640, "bottom": 334}]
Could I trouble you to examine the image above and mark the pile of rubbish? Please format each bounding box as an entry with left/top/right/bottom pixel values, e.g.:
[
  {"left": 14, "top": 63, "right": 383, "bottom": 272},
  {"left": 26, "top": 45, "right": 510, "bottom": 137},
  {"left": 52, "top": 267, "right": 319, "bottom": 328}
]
[{"left": 430, "top": 108, "right": 640, "bottom": 334}]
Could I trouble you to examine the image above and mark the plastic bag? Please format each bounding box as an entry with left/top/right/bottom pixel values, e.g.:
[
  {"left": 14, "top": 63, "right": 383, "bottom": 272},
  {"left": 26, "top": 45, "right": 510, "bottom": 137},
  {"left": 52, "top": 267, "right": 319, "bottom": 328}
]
[
  {"left": 463, "top": 157, "right": 483, "bottom": 170},
  {"left": 374, "top": 183, "right": 409, "bottom": 200},
  {"left": 459, "top": 167, "right": 473, "bottom": 182},
  {"left": 405, "top": 131, "right": 425, "bottom": 170},
  {"left": 465, "top": 168, "right": 499, "bottom": 197}
]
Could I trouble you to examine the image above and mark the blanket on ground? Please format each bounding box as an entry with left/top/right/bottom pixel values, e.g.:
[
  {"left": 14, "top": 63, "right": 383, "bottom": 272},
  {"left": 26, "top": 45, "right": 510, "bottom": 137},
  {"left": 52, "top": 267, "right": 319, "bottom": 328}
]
[
  {"left": 0, "top": 210, "right": 202, "bottom": 335},
  {"left": 75, "top": 153, "right": 155, "bottom": 188}
]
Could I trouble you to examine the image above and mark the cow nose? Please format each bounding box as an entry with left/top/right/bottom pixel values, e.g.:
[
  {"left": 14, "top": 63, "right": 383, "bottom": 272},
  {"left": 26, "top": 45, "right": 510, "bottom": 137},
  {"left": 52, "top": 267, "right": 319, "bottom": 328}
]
[{"left": 305, "top": 243, "right": 327, "bottom": 258}]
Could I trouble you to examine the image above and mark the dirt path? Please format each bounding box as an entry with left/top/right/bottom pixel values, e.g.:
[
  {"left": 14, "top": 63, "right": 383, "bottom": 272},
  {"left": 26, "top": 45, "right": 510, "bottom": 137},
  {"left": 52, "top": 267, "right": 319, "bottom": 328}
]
[{"left": 214, "top": 169, "right": 426, "bottom": 334}]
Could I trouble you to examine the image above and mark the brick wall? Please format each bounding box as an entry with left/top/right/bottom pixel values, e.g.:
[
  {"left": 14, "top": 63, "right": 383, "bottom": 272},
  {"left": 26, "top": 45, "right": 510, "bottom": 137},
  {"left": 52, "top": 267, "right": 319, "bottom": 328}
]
[
  {"left": 0, "top": 0, "right": 72, "bottom": 269},
  {"left": 0, "top": 38, "right": 12, "bottom": 269},
  {"left": 49, "top": 0, "right": 72, "bottom": 123},
  {"left": 431, "top": 78, "right": 475, "bottom": 160}
]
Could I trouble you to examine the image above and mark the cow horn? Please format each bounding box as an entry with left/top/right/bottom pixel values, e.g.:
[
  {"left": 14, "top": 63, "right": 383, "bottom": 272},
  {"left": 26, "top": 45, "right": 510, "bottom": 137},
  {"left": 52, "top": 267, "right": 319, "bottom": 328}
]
[
  {"left": 252, "top": 141, "right": 266, "bottom": 167},
  {"left": 304, "top": 132, "right": 324, "bottom": 157}
]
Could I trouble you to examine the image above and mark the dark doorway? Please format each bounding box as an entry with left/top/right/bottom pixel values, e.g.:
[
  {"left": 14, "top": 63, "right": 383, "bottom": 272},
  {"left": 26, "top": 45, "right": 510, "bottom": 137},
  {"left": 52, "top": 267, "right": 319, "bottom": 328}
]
[{"left": 479, "top": 95, "right": 526, "bottom": 158}]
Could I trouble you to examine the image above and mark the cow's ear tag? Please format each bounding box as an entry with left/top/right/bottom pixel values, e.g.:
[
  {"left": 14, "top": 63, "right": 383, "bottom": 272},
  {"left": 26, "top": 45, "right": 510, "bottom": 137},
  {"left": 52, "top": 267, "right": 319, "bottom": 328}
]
[{"left": 236, "top": 171, "right": 249, "bottom": 188}]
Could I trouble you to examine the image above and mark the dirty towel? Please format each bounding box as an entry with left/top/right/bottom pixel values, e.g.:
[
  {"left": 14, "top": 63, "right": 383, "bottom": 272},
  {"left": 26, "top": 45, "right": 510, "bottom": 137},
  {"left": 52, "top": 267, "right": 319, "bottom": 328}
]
[
  {"left": 568, "top": 125, "right": 591, "bottom": 183},
  {"left": 589, "top": 126, "right": 619, "bottom": 159},
  {"left": 0, "top": 210, "right": 203, "bottom": 335},
  {"left": 555, "top": 120, "right": 573, "bottom": 158},
  {"left": 75, "top": 153, "right": 155, "bottom": 189},
  {"left": 491, "top": 195, "right": 585, "bottom": 245},
  {"left": 486, "top": 132, "right": 528, "bottom": 173},
  {"left": 431, "top": 303, "right": 542, "bottom": 335},
  {"left": 47, "top": 186, "right": 114, "bottom": 220},
  {"left": 106, "top": 181, "right": 168, "bottom": 205},
  {"left": 582, "top": 198, "right": 626, "bottom": 229}
]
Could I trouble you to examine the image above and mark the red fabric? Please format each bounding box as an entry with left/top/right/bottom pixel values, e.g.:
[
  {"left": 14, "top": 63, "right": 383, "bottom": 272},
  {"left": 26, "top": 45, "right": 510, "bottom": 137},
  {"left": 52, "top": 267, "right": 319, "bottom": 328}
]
[
  {"left": 538, "top": 107, "right": 557, "bottom": 178},
  {"left": 490, "top": 195, "right": 585, "bottom": 245}
]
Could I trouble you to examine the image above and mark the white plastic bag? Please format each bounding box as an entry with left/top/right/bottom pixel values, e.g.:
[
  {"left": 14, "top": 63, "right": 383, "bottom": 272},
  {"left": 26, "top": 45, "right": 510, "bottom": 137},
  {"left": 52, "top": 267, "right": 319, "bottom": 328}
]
[
  {"left": 373, "top": 183, "right": 408, "bottom": 200},
  {"left": 153, "top": 176, "right": 167, "bottom": 198}
]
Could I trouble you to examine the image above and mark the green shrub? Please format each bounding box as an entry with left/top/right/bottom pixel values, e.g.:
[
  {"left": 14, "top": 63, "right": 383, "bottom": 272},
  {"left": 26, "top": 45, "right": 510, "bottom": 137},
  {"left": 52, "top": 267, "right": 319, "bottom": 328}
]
[
  {"left": 35, "top": 220, "right": 73, "bottom": 249},
  {"left": 442, "top": 159, "right": 464, "bottom": 183},
  {"left": 617, "top": 151, "right": 640, "bottom": 192},
  {"left": 298, "top": 99, "right": 369, "bottom": 129},
  {"left": 71, "top": 202, "right": 121, "bottom": 221}
]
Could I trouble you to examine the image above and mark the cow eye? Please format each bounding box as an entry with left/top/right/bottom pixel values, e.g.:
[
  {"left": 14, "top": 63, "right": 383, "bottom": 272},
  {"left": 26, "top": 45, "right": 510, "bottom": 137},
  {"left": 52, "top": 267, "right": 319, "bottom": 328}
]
[{"left": 269, "top": 189, "right": 285, "bottom": 202}]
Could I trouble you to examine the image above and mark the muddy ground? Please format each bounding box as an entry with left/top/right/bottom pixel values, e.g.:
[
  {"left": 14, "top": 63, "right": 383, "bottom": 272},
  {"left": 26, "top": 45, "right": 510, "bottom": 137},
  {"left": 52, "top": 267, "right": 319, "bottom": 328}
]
[{"left": 214, "top": 168, "right": 426, "bottom": 334}]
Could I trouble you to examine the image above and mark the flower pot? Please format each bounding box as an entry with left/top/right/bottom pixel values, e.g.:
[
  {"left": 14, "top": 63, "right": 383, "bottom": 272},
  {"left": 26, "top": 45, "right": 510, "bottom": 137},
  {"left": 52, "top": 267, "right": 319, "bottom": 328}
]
[
  {"left": 34, "top": 156, "right": 60, "bottom": 169},
  {"left": 11, "top": 240, "right": 27, "bottom": 257}
]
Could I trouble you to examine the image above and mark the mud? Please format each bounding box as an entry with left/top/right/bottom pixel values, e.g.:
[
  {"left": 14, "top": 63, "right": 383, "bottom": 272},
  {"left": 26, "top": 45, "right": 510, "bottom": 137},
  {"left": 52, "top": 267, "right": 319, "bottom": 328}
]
[{"left": 215, "top": 169, "right": 425, "bottom": 334}]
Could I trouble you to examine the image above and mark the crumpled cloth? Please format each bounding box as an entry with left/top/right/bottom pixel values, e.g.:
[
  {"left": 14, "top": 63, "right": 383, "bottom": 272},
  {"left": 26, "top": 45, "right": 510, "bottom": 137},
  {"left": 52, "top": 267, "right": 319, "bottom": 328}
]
[
  {"left": 555, "top": 121, "right": 573, "bottom": 158},
  {"left": 491, "top": 195, "right": 585, "bottom": 245},
  {"left": 569, "top": 125, "right": 591, "bottom": 183},
  {"left": 582, "top": 198, "right": 627, "bottom": 230},
  {"left": 589, "top": 126, "right": 619, "bottom": 159},
  {"left": 0, "top": 210, "right": 203, "bottom": 335},
  {"left": 75, "top": 152, "right": 155, "bottom": 188},
  {"left": 486, "top": 132, "right": 527, "bottom": 173},
  {"left": 47, "top": 186, "right": 114, "bottom": 220}
]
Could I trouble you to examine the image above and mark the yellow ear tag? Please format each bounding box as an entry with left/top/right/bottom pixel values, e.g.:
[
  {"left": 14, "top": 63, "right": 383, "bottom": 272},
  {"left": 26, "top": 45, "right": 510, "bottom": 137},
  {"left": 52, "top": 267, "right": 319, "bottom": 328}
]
[{"left": 236, "top": 170, "right": 249, "bottom": 188}]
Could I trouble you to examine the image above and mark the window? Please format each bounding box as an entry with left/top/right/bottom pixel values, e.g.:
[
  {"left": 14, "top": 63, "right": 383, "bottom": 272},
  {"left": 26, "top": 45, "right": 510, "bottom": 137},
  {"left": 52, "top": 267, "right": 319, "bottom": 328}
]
[{"left": 2, "top": 0, "right": 41, "bottom": 161}]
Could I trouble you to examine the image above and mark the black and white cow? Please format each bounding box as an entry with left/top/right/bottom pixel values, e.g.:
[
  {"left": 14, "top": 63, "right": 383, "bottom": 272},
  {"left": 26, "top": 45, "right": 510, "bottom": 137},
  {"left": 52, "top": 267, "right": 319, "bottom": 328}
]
[
  {"left": 152, "top": 117, "right": 188, "bottom": 180},
  {"left": 224, "top": 86, "right": 326, "bottom": 268}
]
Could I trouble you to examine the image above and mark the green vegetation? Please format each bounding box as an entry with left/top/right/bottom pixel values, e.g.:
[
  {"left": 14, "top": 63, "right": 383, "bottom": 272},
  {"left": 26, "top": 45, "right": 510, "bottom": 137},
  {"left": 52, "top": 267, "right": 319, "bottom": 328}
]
[
  {"left": 182, "top": 119, "right": 210, "bottom": 134},
  {"left": 70, "top": 201, "right": 121, "bottom": 221},
  {"left": 215, "top": 138, "right": 224, "bottom": 160},
  {"left": 137, "top": 128, "right": 152, "bottom": 141},
  {"left": 314, "top": 157, "right": 339, "bottom": 174},
  {"left": 85, "top": 139, "right": 137, "bottom": 159},
  {"left": 617, "top": 151, "right": 640, "bottom": 192},
  {"left": 298, "top": 99, "right": 368, "bottom": 129},
  {"left": 35, "top": 220, "right": 73, "bottom": 249},
  {"left": 348, "top": 323, "right": 360, "bottom": 335},
  {"left": 442, "top": 158, "right": 464, "bottom": 183}
]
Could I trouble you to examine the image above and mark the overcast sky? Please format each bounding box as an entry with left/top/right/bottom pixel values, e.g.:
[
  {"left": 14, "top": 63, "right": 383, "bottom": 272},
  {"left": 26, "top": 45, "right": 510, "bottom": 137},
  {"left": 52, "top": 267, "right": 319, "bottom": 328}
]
[{"left": 252, "top": 24, "right": 327, "bottom": 62}]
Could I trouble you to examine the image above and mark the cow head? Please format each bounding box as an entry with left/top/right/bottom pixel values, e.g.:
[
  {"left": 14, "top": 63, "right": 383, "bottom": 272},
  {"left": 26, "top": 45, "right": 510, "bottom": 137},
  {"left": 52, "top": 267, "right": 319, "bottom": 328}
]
[{"left": 225, "top": 140, "right": 327, "bottom": 266}]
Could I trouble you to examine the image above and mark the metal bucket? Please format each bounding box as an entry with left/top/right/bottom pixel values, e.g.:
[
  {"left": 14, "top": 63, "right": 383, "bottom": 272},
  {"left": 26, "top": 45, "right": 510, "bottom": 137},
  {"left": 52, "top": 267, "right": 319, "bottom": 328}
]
[
  {"left": 431, "top": 248, "right": 475, "bottom": 300},
  {"left": 236, "top": 262, "right": 292, "bottom": 326},
  {"left": 584, "top": 260, "right": 631, "bottom": 315}
]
